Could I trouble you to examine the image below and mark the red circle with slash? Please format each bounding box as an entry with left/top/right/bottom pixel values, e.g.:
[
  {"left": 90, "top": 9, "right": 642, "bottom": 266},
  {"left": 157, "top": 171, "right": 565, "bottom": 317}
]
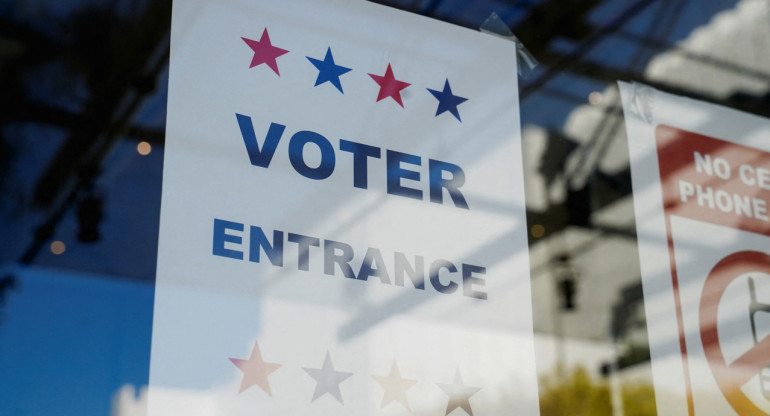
[{"left": 700, "top": 250, "right": 770, "bottom": 415}]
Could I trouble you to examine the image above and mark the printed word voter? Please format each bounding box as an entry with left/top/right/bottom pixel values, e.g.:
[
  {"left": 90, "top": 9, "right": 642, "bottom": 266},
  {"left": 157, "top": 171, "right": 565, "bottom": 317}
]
[{"left": 237, "top": 113, "right": 470, "bottom": 209}]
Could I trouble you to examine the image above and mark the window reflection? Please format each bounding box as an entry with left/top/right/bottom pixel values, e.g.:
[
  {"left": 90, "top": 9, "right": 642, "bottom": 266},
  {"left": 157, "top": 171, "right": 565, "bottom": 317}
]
[{"left": 0, "top": 0, "right": 768, "bottom": 415}]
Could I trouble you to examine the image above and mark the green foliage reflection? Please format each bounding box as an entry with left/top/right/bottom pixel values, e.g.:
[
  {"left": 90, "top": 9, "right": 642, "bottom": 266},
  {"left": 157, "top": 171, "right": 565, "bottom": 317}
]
[{"left": 539, "top": 367, "right": 656, "bottom": 416}]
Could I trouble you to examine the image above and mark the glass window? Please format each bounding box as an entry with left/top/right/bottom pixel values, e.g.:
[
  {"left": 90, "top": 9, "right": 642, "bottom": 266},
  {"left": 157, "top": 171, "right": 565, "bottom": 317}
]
[{"left": 1, "top": 1, "right": 767, "bottom": 415}]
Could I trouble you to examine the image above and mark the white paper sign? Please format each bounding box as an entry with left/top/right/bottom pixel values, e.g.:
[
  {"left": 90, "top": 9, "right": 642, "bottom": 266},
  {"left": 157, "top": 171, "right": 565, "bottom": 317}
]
[
  {"left": 150, "top": 1, "right": 538, "bottom": 415},
  {"left": 620, "top": 82, "right": 770, "bottom": 416}
]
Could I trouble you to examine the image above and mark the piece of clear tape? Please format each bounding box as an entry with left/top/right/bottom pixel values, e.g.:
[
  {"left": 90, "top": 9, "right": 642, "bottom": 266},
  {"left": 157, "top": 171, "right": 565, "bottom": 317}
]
[
  {"left": 479, "top": 12, "right": 538, "bottom": 79},
  {"left": 627, "top": 81, "right": 655, "bottom": 125}
]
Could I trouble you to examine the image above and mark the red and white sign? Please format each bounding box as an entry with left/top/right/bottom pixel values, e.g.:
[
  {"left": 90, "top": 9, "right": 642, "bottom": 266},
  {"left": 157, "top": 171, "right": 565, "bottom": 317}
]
[{"left": 620, "top": 82, "right": 770, "bottom": 415}]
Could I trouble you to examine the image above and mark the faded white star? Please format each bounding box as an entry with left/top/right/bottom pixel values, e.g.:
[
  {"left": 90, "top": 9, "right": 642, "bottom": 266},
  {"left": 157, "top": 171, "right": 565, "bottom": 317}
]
[
  {"left": 437, "top": 369, "right": 481, "bottom": 416},
  {"left": 303, "top": 351, "right": 354, "bottom": 404},
  {"left": 229, "top": 341, "right": 282, "bottom": 396},
  {"left": 372, "top": 361, "right": 418, "bottom": 410}
]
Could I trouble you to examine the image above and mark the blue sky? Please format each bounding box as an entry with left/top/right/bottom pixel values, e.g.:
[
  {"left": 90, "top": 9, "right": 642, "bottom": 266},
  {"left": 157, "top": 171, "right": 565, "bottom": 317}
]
[{"left": 0, "top": 265, "right": 153, "bottom": 416}]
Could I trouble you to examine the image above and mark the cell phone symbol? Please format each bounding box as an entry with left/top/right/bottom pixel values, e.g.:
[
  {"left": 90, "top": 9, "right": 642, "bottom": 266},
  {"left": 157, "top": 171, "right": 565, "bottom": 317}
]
[{"left": 749, "top": 276, "right": 770, "bottom": 400}]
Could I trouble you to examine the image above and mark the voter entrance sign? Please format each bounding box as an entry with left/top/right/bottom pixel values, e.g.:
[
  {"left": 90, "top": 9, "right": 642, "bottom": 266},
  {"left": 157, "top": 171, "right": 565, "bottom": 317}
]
[
  {"left": 620, "top": 82, "right": 770, "bottom": 415},
  {"left": 150, "top": 0, "right": 538, "bottom": 415}
]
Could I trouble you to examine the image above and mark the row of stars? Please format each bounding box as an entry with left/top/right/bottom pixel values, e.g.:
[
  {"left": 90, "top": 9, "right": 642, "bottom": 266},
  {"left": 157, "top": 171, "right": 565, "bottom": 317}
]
[
  {"left": 242, "top": 28, "right": 469, "bottom": 122},
  {"left": 230, "top": 341, "right": 482, "bottom": 415}
]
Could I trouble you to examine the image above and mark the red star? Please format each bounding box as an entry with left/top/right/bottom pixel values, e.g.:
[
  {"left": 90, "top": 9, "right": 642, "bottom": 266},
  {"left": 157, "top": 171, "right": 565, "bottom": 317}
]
[
  {"left": 229, "top": 341, "right": 282, "bottom": 396},
  {"left": 241, "top": 28, "right": 289, "bottom": 76},
  {"left": 368, "top": 64, "right": 411, "bottom": 107}
]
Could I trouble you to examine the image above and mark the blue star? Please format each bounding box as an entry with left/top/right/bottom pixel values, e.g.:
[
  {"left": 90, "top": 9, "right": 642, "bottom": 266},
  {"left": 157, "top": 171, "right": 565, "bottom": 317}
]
[
  {"left": 306, "top": 47, "right": 352, "bottom": 94},
  {"left": 427, "top": 79, "right": 468, "bottom": 122}
]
